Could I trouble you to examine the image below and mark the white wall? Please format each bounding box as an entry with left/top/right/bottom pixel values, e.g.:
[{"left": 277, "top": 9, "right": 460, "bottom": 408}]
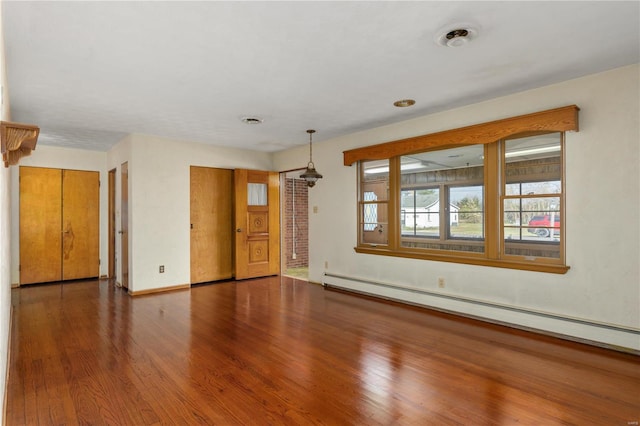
[
  {"left": 9, "top": 133, "right": 273, "bottom": 294},
  {"left": 273, "top": 64, "right": 640, "bottom": 350},
  {"left": 110, "top": 133, "right": 273, "bottom": 293},
  {"left": 9, "top": 145, "right": 109, "bottom": 285}
]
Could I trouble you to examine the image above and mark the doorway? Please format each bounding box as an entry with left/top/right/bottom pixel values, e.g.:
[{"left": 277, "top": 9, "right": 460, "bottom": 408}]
[
  {"left": 108, "top": 168, "right": 116, "bottom": 279},
  {"left": 120, "top": 162, "right": 129, "bottom": 289},
  {"left": 188, "top": 168, "right": 280, "bottom": 283},
  {"left": 281, "top": 170, "right": 309, "bottom": 281}
]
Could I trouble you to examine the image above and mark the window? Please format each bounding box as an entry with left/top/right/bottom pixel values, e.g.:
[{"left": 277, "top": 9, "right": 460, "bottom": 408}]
[
  {"left": 359, "top": 159, "right": 389, "bottom": 246},
  {"left": 348, "top": 105, "right": 578, "bottom": 273},
  {"left": 399, "top": 145, "right": 485, "bottom": 253},
  {"left": 502, "top": 133, "right": 563, "bottom": 260}
]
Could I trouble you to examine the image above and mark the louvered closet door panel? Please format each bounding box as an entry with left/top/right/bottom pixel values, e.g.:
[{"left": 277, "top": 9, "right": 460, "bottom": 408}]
[
  {"left": 62, "top": 170, "right": 100, "bottom": 280},
  {"left": 19, "top": 167, "right": 63, "bottom": 285}
]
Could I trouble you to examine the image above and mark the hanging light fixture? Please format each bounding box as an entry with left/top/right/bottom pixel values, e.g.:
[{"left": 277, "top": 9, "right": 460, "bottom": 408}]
[{"left": 300, "top": 129, "right": 323, "bottom": 187}]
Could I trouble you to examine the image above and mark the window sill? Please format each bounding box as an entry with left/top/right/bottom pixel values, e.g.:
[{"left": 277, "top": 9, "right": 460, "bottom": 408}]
[{"left": 354, "top": 246, "right": 570, "bottom": 274}]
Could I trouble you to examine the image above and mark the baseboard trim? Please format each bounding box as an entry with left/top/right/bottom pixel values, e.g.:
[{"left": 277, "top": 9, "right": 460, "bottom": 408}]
[
  {"left": 10, "top": 283, "right": 18, "bottom": 289},
  {"left": 129, "top": 283, "right": 190, "bottom": 297},
  {"left": 323, "top": 272, "right": 640, "bottom": 354}
]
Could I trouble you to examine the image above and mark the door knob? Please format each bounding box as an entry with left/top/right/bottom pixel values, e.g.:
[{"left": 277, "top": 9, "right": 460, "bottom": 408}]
[
  {"left": 118, "top": 230, "right": 124, "bottom": 234},
  {"left": 236, "top": 228, "right": 242, "bottom": 233}
]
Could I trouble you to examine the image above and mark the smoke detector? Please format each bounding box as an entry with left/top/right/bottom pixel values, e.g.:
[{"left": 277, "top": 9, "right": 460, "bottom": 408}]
[{"left": 436, "top": 24, "right": 478, "bottom": 47}]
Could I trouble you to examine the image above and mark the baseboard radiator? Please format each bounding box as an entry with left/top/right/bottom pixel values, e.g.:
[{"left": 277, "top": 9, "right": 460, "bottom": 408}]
[{"left": 322, "top": 272, "right": 640, "bottom": 354}]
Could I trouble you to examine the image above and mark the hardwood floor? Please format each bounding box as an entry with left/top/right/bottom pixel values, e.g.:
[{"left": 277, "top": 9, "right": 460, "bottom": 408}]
[{"left": 7, "top": 277, "right": 639, "bottom": 425}]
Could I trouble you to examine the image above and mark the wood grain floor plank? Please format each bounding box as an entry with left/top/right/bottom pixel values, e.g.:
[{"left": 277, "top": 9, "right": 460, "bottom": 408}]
[{"left": 6, "top": 277, "right": 640, "bottom": 425}]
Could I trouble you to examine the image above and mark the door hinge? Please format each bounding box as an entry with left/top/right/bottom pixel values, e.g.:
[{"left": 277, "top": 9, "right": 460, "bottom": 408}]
[{"left": 99, "top": 259, "right": 101, "bottom": 265}]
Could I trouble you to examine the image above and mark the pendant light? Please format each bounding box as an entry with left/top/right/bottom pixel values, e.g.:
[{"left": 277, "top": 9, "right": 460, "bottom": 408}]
[{"left": 300, "top": 129, "right": 323, "bottom": 187}]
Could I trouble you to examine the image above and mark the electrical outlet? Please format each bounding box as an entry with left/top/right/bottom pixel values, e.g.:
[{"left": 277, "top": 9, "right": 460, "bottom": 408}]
[
  {"left": 159, "top": 265, "right": 165, "bottom": 273},
  {"left": 292, "top": 253, "right": 297, "bottom": 260},
  {"left": 438, "top": 277, "right": 445, "bottom": 288},
  {"left": 313, "top": 206, "right": 318, "bottom": 214},
  {"left": 324, "top": 261, "right": 328, "bottom": 269}
]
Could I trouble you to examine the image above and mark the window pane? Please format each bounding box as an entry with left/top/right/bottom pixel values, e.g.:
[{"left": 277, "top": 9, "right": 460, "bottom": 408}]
[
  {"left": 504, "top": 211, "right": 525, "bottom": 241},
  {"left": 362, "top": 160, "right": 389, "bottom": 201},
  {"left": 503, "top": 200, "right": 560, "bottom": 242},
  {"left": 360, "top": 203, "right": 388, "bottom": 245},
  {"left": 401, "top": 188, "right": 440, "bottom": 237},
  {"left": 399, "top": 145, "right": 485, "bottom": 253},
  {"left": 504, "top": 197, "right": 561, "bottom": 258},
  {"left": 504, "top": 210, "right": 561, "bottom": 258},
  {"left": 506, "top": 181, "right": 561, "bottom": 196},
  {"left": 363, "top": 191, "right": 378, "bottom": 231},
  {"left": 449, "top": 185, "right": 484, "bottom": 239},
  {"left": 505, "top": 133, "right": 561, "bottom": 161},
  {"left": 524, "top": 202, "right": 561, "bottom": 239},
  {"left": 247, "top": 183, "right": 267, "bottom": 206},
  {"left": 505, "top": 133, "right": 561, "bottom": 184}
]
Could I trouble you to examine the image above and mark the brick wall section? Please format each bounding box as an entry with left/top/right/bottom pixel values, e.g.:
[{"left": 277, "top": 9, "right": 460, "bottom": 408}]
[{"left": 283, "top": 178, "right": 309, "bottom": 269}]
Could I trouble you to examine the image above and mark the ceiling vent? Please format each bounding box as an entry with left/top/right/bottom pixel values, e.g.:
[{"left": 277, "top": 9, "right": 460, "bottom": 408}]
[
  {"left": 435, "top": 24, "right": 478, "bottom": 47},
  {"left": 241, "top": 117, "right": 263, "bottom": 124}
]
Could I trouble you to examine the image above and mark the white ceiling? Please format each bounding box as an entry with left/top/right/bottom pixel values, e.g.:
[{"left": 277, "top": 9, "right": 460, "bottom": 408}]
[{"left": 3, "top": 1, "right": 639, "bottom": 153}]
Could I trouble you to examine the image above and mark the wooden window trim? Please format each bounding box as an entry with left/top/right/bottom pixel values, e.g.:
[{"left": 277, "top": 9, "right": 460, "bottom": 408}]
[
  {"left": 354, "top": 246, "right": 570, "bottom": 274},
  {"left": 352, "top": 106, "right": 578, "bottom": 274},
  {"left": 343, "top": 105, "right": 579, "bottom": 165}
]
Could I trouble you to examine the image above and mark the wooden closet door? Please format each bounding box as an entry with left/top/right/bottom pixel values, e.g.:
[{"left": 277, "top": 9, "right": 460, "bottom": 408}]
[
  {"left": 62, "top": 170, "right": 100, "bottom": 280},
  {"left": 190, "top": 166, "right": 233, "bottom": 284},
  {"left": 19, "top": 167, "right": 63, "bottom": 285}
]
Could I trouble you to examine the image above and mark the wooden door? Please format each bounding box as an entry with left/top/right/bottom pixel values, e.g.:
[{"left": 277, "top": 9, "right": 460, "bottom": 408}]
[
  {"left": 108, "top": 168, "right": 116, "bottom": 278},
  {"left": 234, "top": 169, "right": 280, "bottom": 279},
  {"left": 121, "top": 162, "right": 129, "bottom": 289},
  {"left": 19, "top": 167, "right": 63, "bottom": 285},
  {"left": 61, "top": 170, "right": 100, "bottom": 280},
  {"left": 190, "top": 166, "right": 233, "bottom": 284}
]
